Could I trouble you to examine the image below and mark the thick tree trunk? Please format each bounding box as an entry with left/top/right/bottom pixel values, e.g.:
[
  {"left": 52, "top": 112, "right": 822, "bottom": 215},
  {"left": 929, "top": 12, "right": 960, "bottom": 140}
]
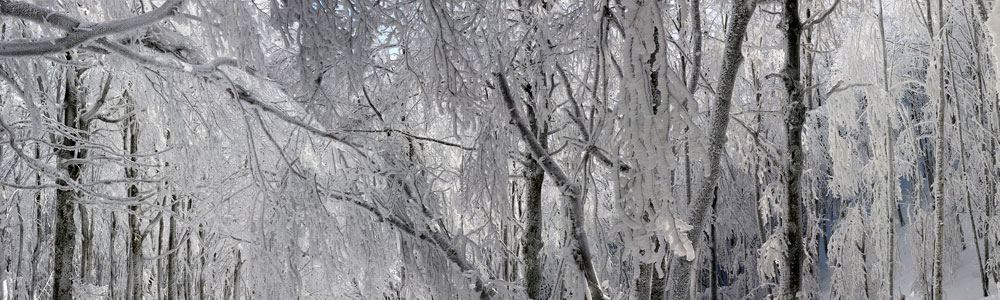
[
  {"left": 671, "top": 1, "right": 757, "bottom": 299},
  {"left": 522, "top": 83, "right": 549, "bottom": 300},
  {"left": 780, "top": 0, "right": 807, "bottom": 298},
  {"left": 53, "top": 65, "right": 85, "bottom": 300}
]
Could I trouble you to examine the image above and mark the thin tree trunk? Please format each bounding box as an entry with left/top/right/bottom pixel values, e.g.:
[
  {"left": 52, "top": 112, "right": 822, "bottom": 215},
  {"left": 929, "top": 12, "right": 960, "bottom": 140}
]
[
  {"left": 710, "top": 191, "right": 719, "bottom": 300},
  {"left": 168, "top": 194, "right": 180, "bottom": 300},
  {"left": 110, "top": 211, "right": 118, "bottom": 300},
  {"left": 944, "top": 38, "right": 989, "bottom": 296},
  {"left": 199, "top": 223, "right": 207, "bottom": 300},
  {"left": 657, "top": 0, "right": 702, "bottom": 297},
  {"left": 14, "top": 198, "right": 24, "bottom": 299},
  {"left": 157, "top": 201, "right": 166, "bottom": 299},
  {"left": 29, "top": 144, "right": 43, "bottom": 300},
  {"left": 125, "top": 89, "right": 145, "bottom": 300},
  {"left": 876, "top": 1, "right": 897, "bottom": 296},
  {"left": 186, "top": 198, "right": 194, "bottom": 300},
  {"left": 671, "top": 1, "right": 758, "bottom": 298}
]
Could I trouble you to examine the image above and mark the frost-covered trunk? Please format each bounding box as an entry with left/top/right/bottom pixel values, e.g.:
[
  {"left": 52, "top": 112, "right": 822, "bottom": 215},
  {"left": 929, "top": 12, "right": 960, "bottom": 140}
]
[
  {"left": 53, "top": 64, "right": 85, "bottom": 300},
  {"left": 780, "top": 0, "right": 806, "bottom": 297},
  {"left": 876, "top": 1, "right": 897, "bottom": 297},
  {"left": 522, "top": 100, "right": 548, "bottom": 300},
  {"left": 931, "top": 0, "right": 947, "bottom": 298},
  {"left": 671, "top": 1, "right": 757, "bottom": 298}
]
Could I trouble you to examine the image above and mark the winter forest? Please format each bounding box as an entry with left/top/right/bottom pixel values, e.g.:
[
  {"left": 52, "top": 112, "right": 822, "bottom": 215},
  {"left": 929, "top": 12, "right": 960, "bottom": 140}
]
[{"left": 4, "top": 0, "right": 1000, "bottom": 299}]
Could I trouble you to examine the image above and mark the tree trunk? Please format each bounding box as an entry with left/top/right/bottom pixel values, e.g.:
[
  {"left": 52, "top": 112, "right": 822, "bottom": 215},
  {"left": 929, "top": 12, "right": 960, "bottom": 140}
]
[
  {"left": 671, "top": 1, "right": 757, "bottom": 299},
  {"left": 522, "top": 83, "right": 549, "bottom": 300},
  {"left": 876, "top": 1, "right": 898, "bottom": 297},
  {"left": 125, "top": 90, "right": 145, "bottom": 300},
  {"left": 199, "top": 222, "right": 207, "bottom": 300},
  {"left": 231, "top": 250, "right": 243, "bottom": 300},
  {"left": 710, "top": 190, "right": 719, "bottom": 300},
  {"left": 79, "top": 200, "right": 92, "bottom": 284},
  {"left": 495, "top": 72, "right": 604, "bottom": 300},
  {"left": 53, "top": 64, "right": 85, "bottom": 300},
  {"left": 931, "top": 0, "right": 947, "bottom": 298},
  {"left": 110, "top": 211, "right": 118, "bottom": 300},
  {"left": 780, "top": 0, "right": 807, "bottom": 298},
  {"left": 29, "top": 144, "right": 43, "bottom": 300},
  {"left": 186, "top": 198, "right": 194, "bottom": 300},
  {"left": 168, "top": 194, "right": 180, "bottom": 300}
]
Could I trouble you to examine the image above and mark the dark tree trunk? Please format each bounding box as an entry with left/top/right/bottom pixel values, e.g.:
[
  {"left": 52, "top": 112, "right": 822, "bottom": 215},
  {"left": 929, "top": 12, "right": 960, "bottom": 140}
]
[
  {"left": 780, "top": 0, "right": 807, "bottom": 297},
  {"left": 53, "top": 65, "right": 86, "bottom": 300}
]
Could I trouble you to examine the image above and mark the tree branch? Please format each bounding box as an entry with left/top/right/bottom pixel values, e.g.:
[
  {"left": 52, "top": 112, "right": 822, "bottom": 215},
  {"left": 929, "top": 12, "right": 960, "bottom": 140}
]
[
  {"left": 494, "top": 71, "right": 606, "bottom": 300},
  {"left": 0, "top": 0, "right": 185, "bottom": 57}
]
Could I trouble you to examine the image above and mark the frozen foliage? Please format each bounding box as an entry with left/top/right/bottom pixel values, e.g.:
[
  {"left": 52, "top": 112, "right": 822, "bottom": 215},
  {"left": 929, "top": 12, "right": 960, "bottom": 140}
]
[{"left": 0, "top": 0, "right": 999, "bottom": 300}]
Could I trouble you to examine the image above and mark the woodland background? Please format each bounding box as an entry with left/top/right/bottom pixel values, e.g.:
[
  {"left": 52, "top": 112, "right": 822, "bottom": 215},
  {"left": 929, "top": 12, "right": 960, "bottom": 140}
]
[{"left": 1, "top": 0, "right": 1000, "bottom": 299}]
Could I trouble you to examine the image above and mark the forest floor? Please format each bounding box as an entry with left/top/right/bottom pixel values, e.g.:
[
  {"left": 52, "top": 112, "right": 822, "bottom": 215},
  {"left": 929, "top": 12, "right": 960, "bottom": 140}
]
[
  {"left": 815, "top": 222, "right": 999, "bottom": 299},
  {"left": 879, "top": 224, "right": 995, "bottom": 299}
]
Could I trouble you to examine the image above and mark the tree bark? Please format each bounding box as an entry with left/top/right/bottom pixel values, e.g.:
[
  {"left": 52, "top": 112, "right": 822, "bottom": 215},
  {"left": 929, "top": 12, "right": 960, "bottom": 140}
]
[
  {"left": 495, "top": 72, "right": 604, "bottom": 300},
  {"left": 125, "top": 89, "right": 144, "bottom": 300},
  {"left": 522, "top": 110, "right": 547, "bottom": 300},
  {"left": 931, "top": 0, "right": 947, "bottom": 298},
  {"left": 168, "top": 195, "right": 180, "bottom": 300},
  {"left": 53, "top": 64, "right": 85, "bottom": 300},
  {"left": 780, "top": 0, "right": 806, "bottom": 297},
  {"left": 671, "top": 1, "right": 757, "bottom": 298}
]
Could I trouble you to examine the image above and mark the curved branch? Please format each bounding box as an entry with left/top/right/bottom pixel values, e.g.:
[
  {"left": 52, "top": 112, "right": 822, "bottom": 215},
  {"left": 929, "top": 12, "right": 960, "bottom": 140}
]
[{"left": 0, "top": 0, "right": 184, "bottom": 57}]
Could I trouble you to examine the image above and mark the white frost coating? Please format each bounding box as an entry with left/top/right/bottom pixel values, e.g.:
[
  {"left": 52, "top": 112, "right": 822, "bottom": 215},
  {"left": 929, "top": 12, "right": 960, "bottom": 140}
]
[
  {"left": 181, "top": 62, "right": 194, "bottom": 72},
  {"left": 989, "top": 5, "right": 1000, "bottom": 75}
]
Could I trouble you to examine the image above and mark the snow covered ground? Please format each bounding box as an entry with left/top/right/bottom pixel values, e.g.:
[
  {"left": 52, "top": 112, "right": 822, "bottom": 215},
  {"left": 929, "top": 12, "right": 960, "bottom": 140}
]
[{"left": 817, "top": 223, "right": 999, "bottom": 299}]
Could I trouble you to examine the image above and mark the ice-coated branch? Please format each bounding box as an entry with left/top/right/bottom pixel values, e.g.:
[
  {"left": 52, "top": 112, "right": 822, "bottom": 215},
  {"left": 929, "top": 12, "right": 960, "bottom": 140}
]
[
  {"left": 801, "top": 0, "right": 841, "bottom": 29},
  {"left": 555, "top": 63, "right": 631, "bottom": 173},
  {"left": 324, "top": 190, "right": 494, "bottom": 300},
  {"left": 0, "top": 0, "right": 185, "bottom": 57},
  {"left": 495, "top": 71, "right": 606, "bottom": 300}
]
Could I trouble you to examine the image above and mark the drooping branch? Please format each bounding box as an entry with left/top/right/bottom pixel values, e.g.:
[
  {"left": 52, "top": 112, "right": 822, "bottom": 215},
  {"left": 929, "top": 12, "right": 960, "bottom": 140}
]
[{"left": 320, "top": 187, "right": 494, "bottom": 299}]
